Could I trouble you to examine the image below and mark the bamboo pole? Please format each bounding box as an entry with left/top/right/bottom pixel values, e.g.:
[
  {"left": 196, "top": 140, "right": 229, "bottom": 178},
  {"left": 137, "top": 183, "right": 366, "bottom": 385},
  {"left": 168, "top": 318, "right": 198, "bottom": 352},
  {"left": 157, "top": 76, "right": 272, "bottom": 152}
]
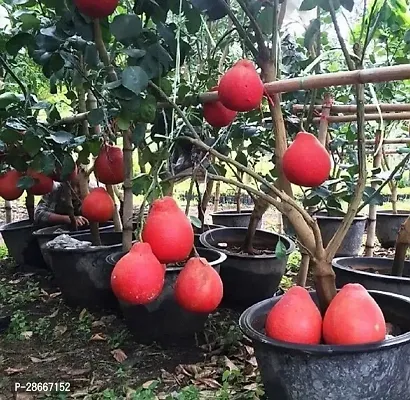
[
  {"left": 213, "top": 182, "right": 221, "bottom": 212},
  {"left": 365, "top": 130, "right": 382, "bottom": 256},
  {"left": 4, "top": 200, "right": 11, "bottom": 223},
  {"left": 293, "top": 103, "right": 410, "bottom": 114},
  {"left": 310, "top": 112, "right": 410, "bottom": 123}
]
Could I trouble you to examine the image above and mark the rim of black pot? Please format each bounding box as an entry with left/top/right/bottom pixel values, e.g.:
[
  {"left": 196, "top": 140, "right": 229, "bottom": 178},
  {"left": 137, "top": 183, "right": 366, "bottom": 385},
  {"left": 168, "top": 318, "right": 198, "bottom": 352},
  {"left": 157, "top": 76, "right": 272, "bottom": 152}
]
[
  {"left": 0, "top": 219, "right": 33, "bottom": 231},
  {"left": 210, "top": 209, "right": 254, "bottom": 217},
  {"left": 332, "top": 256, "right": 410, "bottom": 283},
  {"left": 106, "top": 246, "right": 227, "bottom": 271},
  {"left": 239, "top": 290, "right": 410, "bottom": 354},
  {"left": 376, "top": 209, "right": 410, "bottom": 216},
  {"left": 32, "top": 221, "right": 115, "bottom": 237},
  {"left": 313, "top": 212, "right": 367, "bottom": 221},
  {"left": 199, "top": 227, "right": 296, "bottom": 259}
]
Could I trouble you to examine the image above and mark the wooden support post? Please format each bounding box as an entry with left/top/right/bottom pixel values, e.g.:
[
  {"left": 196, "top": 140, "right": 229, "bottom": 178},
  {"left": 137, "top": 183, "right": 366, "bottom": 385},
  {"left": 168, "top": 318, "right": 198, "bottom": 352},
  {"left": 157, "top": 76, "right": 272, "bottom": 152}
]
[{"left": 4, "top": 200, "right": 11, "bottom": 223}]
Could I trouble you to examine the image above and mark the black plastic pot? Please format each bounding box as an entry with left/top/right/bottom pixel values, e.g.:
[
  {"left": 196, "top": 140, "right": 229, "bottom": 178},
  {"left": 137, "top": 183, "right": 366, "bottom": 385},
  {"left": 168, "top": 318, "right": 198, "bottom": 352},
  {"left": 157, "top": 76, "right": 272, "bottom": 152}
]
[
  {"left": 193, "top": 223, "right": 223, "bottom": 247},
  {"left": 210, "top": 209, "right": 262, "bottom": 228},
  {"left": 199, "top": 227, "right": 295, "bottom": 308},
  {"left": 376, "top": 210, "right": 409, "bottom": 249},
  {"left": 314, "top": 213, "right": 367, "bottom": 257},
  {"left": 106, "top": 247, "right": 227, "bottom": 345},
  {"left": 46, "top": 231, "right": 132, "bottom": 311},
  {"left": 0, "top": 219, "right": 46, "bottom": 268},
  {"left": 240, "top": 290, "right": 410, "bottom": 400},
  {"left": 332, "top": 256, "right": 410, "bottom": 297},
  {"left": 33, "top": 221, "right": 115, "bottom": 268}
]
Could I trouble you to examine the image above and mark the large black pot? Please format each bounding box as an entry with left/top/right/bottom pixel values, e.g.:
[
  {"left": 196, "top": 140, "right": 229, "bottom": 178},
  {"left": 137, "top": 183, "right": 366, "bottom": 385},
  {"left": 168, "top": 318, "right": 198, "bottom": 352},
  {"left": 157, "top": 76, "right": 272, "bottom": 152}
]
[
  {"left": 376, "top": 210, "right": 409, "bottom": 249},
  {"left": 314, "top": 213, "right": 367, "bottom": 257},
  {"left": 193, "top": 223, "right": 223, "bottom": 247},
  {"left": 33, "top": 221, "right": 115, "bottom": 268},
  {"left": 0, "top": 219, "right": 46, "bottom": 268},
  {"left": 106, "top": 247, "right": 227, "bottom": 345},
  {"left": 332, "top": 256, "right": 410, "bottom": 297},
  {"left": 46, "top": 231, "right": 132, "bottom": 311},
  {"left": 240, "top": 290, "right": 410, "bottom": 400},
  {"left": 199, "top": 227, "right": 295, "bottom": 308},
  {"left": 210, "top": 210, "right": 262, "bottom": 228}
]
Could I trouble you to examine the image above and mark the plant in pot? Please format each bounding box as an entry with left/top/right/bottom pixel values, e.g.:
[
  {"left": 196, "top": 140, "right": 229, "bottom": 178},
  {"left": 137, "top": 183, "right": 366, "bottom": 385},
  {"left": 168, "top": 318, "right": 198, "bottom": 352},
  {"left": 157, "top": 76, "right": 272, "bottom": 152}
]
[{"left": 149, "top": 0, "right": 410, "bottom": 397}]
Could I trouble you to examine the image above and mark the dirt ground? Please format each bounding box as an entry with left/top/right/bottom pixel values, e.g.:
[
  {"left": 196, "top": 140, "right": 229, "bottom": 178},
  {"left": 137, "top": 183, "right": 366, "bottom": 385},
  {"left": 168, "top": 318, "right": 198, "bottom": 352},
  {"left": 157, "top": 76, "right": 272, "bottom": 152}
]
[{"left": 0, "top": 202, "right": 285, "bottom": 400}]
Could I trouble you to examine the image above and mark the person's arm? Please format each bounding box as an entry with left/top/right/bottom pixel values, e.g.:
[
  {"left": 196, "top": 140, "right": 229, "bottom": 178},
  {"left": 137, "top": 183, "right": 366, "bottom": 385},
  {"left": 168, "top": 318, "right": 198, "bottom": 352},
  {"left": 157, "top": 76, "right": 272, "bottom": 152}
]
[{"left": 34, "top": 201, "right": 70, "bottom": 225}]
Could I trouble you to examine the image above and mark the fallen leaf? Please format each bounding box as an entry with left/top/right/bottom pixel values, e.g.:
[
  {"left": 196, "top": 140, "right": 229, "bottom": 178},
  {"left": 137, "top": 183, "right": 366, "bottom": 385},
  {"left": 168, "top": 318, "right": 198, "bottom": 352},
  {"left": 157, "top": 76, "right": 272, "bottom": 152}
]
[
  {"left": 111, "top": 349, "right": 127, "bottom": 363},
  {"left": 29, "top": 356, "right": 57, "bottom": 363},
  {"left": 91, "top": 320, "right": 105, "bottom": 329},
  {"left": 194, "top": 378, "right": 221, "bottom": 389},
  {"left": 247, "top": 356, "right": 258, "bottom": 367},
  {"left": 40, "top": 289, "right": 49, "bottom": 297},
  {"left": 20, "top": 331, "right": 33, "bottom": 340},
  {"left": 49, "top": 309, "right": 59, "bottom": 318},
  {"left": 49, "top": 292, "right": 61, "bottom": 299},
  {"left": 15, "top": 393, "right": 34, "bottom": 400},
  {"left": 79, "top": 308, "right": 88, "bottom": 320},
  {"left": 67, "top": 368, "right": 91, "bottom": 376},
  {"left": 4, "top": 366, "right": 27, "bottom": 375},
  {"left": 90, "top": 333, "right": 107, "bottom": 342},
  {"left": 142, "top": 380, "right": 158, "bottom": 389},
  {"left": 243, "top": 383, "right": 260, "bottom": 390},
  {"left": 54, "top": 325, "right": 67, "bottom": 336},
  {"left": 224, "top": 356, "right": 239, "bottom": 371},
  {"left": 9, "top": 279, "right": 21, "bottom": 284}
]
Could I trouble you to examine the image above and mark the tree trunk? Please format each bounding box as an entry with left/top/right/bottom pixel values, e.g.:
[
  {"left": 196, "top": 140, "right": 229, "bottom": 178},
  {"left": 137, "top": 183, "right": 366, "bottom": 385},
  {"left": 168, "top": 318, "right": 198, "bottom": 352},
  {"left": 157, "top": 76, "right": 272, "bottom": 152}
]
[
  {"left": 312, "top": 258, "right": 337, "bottom": 313},
  {"left": 391, "top": 216, "right": 410, "bottom": 277},
  {"left": 296, "top": 253, "right": 310, "bottom": 287},
  {"left": 25, "top": 193, "right": 34, "bottom": 223},
  {"left": 198, "top": 179, "right": 214, "bottom": 229},
  {"left": 62, "top": 183, "right": 77, "bottom": 230},
  {"left": 122, "top": 130, "right": 134, "bottom": 251},
  {"left": 4, "top": 200, "right": 11, "bottom": 223},
  {"left": 106, "top": 185, "right": 122, "bottom": 232},
  {"left": 365, "top": 130, "right": 382, "bottom": 256}
]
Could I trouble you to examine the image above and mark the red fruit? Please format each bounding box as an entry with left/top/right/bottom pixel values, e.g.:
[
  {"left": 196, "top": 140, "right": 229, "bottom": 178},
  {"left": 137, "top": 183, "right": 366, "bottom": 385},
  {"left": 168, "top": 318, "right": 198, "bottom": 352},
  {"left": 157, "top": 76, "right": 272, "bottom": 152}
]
[
  {"left": 282, "top": 131, "right": 331, "bottom": 187},
  {"left": 142, "top": 196, "right": 194, "bottom": 264},
  {"left": 218, "top": 59, "right": 264, "bottom": 112},
  {"left": 82, "top": 187, "right": 114, "bottom": 222},
  {"left": 94, "top": 144, "right": 124, "bottom": 185},
  {"left": 265, "top": 286, "right": 322, "bottom": 345},
  {"left": 323, "top": 283, "right": 386, "bottom": 345},
  {"left": 111, "top": 242, "right": 166, "bottom": 305},
  {"left": 52, "top": 165, "right": 78, "bottom": 182},
  {"left": 174, "top": 257, "right": 223, "bottom": 313},
  {"left": 0, "top": 169, "right": 24, "bottom": 200},
  {"left": 203, "top": 86, "right": 237, "bottom": 127},
  {"left": 27, "top": 170, "right": 54, "bottom": 195},
  {"left": 74, "top": 0, "right": 119, "bottom": 18}
]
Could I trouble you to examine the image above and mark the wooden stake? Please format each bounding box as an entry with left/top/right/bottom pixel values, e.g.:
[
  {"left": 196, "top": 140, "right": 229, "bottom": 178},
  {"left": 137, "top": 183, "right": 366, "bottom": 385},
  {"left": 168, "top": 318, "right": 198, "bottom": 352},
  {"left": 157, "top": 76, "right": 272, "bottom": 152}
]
[
  {"left": 293, "top": 103, "right": 410, "bottom": 114},
  {"left": 4, "top": 200, "right": 11, "bottom": 223},
  {"left": 310, "top": 112, "right": 410, "bottom": 124}
]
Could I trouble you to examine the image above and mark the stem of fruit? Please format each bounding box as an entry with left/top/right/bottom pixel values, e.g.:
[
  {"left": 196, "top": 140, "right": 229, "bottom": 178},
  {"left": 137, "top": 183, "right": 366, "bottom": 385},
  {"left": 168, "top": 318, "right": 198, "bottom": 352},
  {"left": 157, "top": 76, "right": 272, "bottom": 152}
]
[
  {"left": 93, "top": 19, "right": 133, "bottom": 252},
  {"left": 391, "top": 216, "right": 410, "bottom": 276}
]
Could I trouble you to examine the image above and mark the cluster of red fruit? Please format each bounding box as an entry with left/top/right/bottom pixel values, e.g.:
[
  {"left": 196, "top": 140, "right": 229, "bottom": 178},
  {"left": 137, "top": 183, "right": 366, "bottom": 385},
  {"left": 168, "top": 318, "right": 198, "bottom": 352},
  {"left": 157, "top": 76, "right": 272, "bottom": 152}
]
[
  {"left": 266, "top": 284, "right": 386, "bottom": 346},
  {"left": 110, "top": 196, "right": 224, "bottom": 313}
]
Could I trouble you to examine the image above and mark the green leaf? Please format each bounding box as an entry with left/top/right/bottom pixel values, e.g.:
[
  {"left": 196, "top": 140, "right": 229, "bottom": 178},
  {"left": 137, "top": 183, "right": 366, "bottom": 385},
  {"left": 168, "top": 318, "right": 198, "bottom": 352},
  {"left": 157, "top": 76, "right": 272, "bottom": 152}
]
[
  {"left": 184, "top": 7, "right": 202, "bottom": 34},
  {"left": 235, "top": 152, "right": 248, "bottom": 167},
  {"left": 275, "top": 239, "right": 287, "bottom": 259},
  {"left": 257, "top": 5, "right": 274, "bottom": 34},
  {"left": 132, "top": 123, "right": 146, "bottom": 146},
  {"left": 340, "top": 0, "right": 354, "bottom": 11},
  {"left": 22, "top": 135, "right": 42, "bottom": 156},
  {"left": 299, "top": 0, "right": 320, "bottom": 11},
  {"left": 0, "top": 92, "right": 20, "bottom": 109},
  {"left": 60, "top": 155, "right": 76, "bottom": 180},
  {"left": 110, "top": 14, "right": 143, "bottom": 42},
  {"left": 6, "top": 32, "right": 35, "bottom": 56},
  {"left": 117, "top": 116, "right": 131, "bottom": 131},
  {"left": 87, "top": 108, "right": 105, "bottom": 126},
  {"left": 304, "top": 18, "right": 320, "bottom": 51},
  {"left": 17, "top": 176, "right": 35, "bottom": 190},
  {"left": 132, "top": 173, "right": 153, "bottom": 196},
  {"left": 190, "top": 215, "right": 202, "bottom": 229},
  {"left": 50, "top": 131, "right": 73, "bottom": 145},
  {"left": 122, "top": 66, "right": 149, "bottom": 96}
]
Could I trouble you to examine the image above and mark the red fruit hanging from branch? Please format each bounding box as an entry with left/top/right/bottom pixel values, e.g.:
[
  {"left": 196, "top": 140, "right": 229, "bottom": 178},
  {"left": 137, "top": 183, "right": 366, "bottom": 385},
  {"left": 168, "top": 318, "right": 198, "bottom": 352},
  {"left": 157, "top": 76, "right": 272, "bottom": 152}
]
[
  {"left": 174, "top": 257, "right": 223, "bottom": 313},
  {"left": 82, "top": 187, "right": 114, "bottom": 222},
  {"left": 203, "top": 86, "right": 237, "bottom": 127},
  {"left": 0, "top": 169, "right": 24, "bottom": 201},
  {"left": 26, "top": 170, "right": 54, "bottom": 195},
  {"left": 142, "top": 196, "right": 194, "bottom": 264},
  {"left": 282, "top": 131, "right": 331, "bottom": 187},
  {"left": 94, "top": 144, "right": 124, "bottom": 185},
  {"left": 74, "top": 0, "right": 119, "bottom": 18},
  {"left": 218, "top": 59, "right": 264, "bottom": 112},
  {"left": 322, "top": 283, "right": 386, "bottom": 345},
  {"left": 265, "top": 286, "right": 322, "bottom": 345},
  {"left": 111, "top": 242, "right": 166, "bottom": 305}
]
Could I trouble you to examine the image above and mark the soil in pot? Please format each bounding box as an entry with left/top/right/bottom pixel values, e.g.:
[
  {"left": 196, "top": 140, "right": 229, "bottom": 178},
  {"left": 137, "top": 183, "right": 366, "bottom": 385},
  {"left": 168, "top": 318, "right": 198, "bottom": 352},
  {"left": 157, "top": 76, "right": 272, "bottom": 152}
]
[
  {"left": 0, "top": 219, "right": 46, "bottom": 269},
  {"left": 314, "top": 213, "right": 367, "bottom": 257},
  {"left": 33, "top": 221, "right": 115, "bottom": 268},
  {"left": 211, "top": 210, "right": 263, "bottom": 228},
  {"left": 46, "top": 231, "right": 132, "bottom": 311},
  {"left": 106, "top": 247, "right": 227, "bottom": 345},
  {"left": 332, "top": 256, "right": 410, "bottom": 298},
  {"left": 375, "top": 210, "right": 409, "bottom": 249},
  {"left": 199, "top": 227, "right": 295, "bottom": 308},
  {"left": 240, "top": 290, "right": 410, "bottom": 400}
]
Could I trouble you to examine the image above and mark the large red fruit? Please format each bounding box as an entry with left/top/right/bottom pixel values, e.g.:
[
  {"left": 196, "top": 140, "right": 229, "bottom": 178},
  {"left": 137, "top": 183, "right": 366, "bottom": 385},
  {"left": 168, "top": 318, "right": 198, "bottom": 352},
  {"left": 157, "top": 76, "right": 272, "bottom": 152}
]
[
  {"left": 74, "top": 0, "right": 119, "bottom": 19},
  {"left": 27, "top": 170, "right": 54, "bottom": 195},
  {"left": 265, "top": 286, "right": 322, "bottom": 345},
  {"left": 282, "top": 131, "right": 331, "bottom": 187},
  {"left": 111, "top": 242, "right": 166, "bottom": 305},
  {"left": 82, "top": 187, "right": 114, "bottom": 222},
  {"left": 0, "top": 170, "right": 24, "bottom": 200},
  {"left": 142, "top": 196, "right": 194, "bottom": 264},
  {"left": 218, "top": 59, "right": 264, "bottom": 112},
  {"left": 323, "top": 283, "right": 386, "bottom": 345},
  {"left": 94, "top": 144, "right": 124, "bottom": 185},
  {"left": 203, "top": 86, "right": 237, "bottom": 127},
  {"left": 174, "top": 257, "right": 223, "bottom": 313}
]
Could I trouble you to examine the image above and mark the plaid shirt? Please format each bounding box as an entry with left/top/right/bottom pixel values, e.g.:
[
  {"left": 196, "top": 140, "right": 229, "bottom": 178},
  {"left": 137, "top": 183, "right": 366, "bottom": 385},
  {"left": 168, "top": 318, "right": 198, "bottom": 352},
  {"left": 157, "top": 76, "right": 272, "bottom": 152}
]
[{"left": 34, "top": 182, "right": 83, "bottom": 226}]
